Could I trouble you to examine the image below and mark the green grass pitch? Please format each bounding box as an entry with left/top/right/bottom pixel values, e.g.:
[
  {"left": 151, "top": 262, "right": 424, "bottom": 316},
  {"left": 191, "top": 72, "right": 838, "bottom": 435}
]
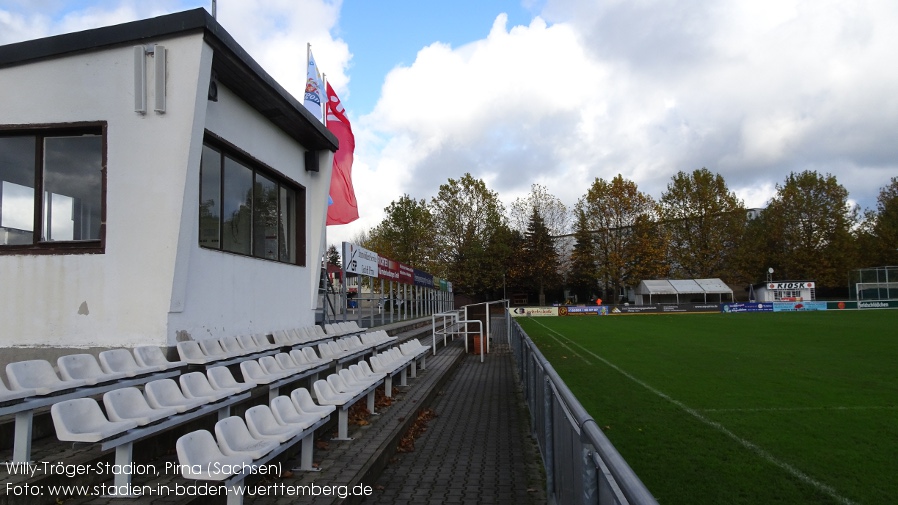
[{"left": 517, "top": 310, "right": 898, "bottom": 505}]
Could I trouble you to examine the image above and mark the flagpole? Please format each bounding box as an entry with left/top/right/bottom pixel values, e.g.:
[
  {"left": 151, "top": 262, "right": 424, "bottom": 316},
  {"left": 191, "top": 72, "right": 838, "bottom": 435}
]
[{"left": 322, "top": 73, "right": 328, "bottom": 125}]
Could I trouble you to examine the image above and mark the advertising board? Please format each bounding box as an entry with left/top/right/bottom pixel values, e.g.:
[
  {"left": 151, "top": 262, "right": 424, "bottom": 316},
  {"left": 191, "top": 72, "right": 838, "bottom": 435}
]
[
  {"left": 721, "top": 303, "right": 773, "bottom": 313},
  {"left": 509, "top": 307, "right": 559, "bottom": 317},
  {"left": 772, "top": 301, "right": 827, "bottom": 312}
]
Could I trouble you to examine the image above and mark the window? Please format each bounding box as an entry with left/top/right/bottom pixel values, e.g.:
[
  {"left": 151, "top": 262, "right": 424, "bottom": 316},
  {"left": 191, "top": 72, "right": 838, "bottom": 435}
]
[
  {"left": 199, "top": 137, "right": 304, "bottom": 265},
  {"left": 0, "top": 124, "right": 105, "bottom": 253}
]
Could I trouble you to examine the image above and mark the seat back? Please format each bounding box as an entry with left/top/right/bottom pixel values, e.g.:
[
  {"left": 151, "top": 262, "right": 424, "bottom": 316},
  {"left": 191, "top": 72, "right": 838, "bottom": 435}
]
[
  {"left": 252, "top": 334, "right": 273, "bottom": 349},
  {"left": 272, "top": 330, "right": 293, "bottom": 346},
  {"left": 145, "top": 378, "right": 189, "bottom": 404},
  {"left": 302, "top": 347, "right": 322, "bottom": 363},
  {"left": 245, "top": 405, "right": 288, "bottom": 438},
  {"left": 133, "top": 346, "right": 172, "bottom": 368},
  {"left": 177, "top": 341, "right": 208, "bottom": 362},
  {"left": 103, "top": 387, "right": 153, "bottom": 421},
  {"left": 259, "top": 356, "right": 286, "bottom": 376},
  {"left": 57, "top": 354, "right": 108, "bottom": 383},
  {"left": 7, "top": 359, "right": 66, "bottom": 390},
  {"left": 240, "top": 360, "right": 269, "bottom": 383},
  {"left": 176, "top": 430, "right": 224, "bottom": 474},
  {"left": 214, "top": 416, "right": 266, "bottom": 455},
  {"left": 99, "top": 348, "right": 151, "bottom": 375},
  {"left": 179, "top": 372, "right": 220, "bottom": 399},
  {"left": 208, "top": 366, "right": 252, "bottom": 390},
  {"left": 275, "top": 353, "right": 299, "bottom": 370},
  {"left": 198, "top": 339, "right": 227, "bottom": 358},
  {"left": 219, "top": 336, "right": 244, "bottom": 355},
  {"left": 237, "top": 335, "right": 258, "bottom": 350}
]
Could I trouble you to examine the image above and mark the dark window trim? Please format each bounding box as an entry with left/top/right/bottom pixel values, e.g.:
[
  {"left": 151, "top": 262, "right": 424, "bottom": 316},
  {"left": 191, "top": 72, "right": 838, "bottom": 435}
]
[
  {"left": 0, "top": 121, "right": 107, "bottom": 256},
  {"left": 200, "top": 131, "right": 306, "bottom": 267}
]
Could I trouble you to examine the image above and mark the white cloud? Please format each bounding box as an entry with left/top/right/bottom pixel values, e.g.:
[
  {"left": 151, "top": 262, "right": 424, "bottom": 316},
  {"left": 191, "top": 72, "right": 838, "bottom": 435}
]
[{"left": 328, "top": 0, "right": 898, "bottom": 248}]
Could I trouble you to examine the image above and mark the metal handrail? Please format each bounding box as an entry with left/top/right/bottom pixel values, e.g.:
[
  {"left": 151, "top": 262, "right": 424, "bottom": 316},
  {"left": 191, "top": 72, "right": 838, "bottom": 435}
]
[{"left": 511, "top": 318, "right": 659, "bottom": 505}]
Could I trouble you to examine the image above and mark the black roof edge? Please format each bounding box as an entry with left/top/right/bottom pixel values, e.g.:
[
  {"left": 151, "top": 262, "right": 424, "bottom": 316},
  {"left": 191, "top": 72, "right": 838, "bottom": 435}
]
[{"left": 0, "top": 8, "right": 337, "bottom": 152}]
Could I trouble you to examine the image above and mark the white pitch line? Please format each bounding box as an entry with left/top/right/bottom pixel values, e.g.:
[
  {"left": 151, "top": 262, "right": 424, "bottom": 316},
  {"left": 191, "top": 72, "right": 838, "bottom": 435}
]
[
  {"left": 542, "top": 331, "right": 592, "bottom": 365},
  {"left": 703, "top": 405, "right": 898, "bottom": 413},
  {"left": 529, "top": 319, "right": 858, "bottom": 505}
]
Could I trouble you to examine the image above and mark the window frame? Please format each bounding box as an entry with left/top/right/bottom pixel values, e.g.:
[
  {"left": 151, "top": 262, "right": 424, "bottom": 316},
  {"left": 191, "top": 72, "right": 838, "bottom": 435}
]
[
  {"left": 0, "top": 121, "right": 107, "bottom": 255},
  {"left": 199, "top": 132, "right": 306, "bottom": 266}
]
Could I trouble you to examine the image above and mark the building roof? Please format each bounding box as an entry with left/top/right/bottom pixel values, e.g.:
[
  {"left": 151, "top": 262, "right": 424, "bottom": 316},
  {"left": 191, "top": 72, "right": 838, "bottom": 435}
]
[
  {"left": 0, "top": 8, "right": 338, "bottom": 152},
  {"left": 637, "top": 278, "right": 733, "bottom": 295}
]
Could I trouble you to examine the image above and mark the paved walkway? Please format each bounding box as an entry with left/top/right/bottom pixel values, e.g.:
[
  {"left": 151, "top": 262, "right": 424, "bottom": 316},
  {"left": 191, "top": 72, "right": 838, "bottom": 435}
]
[{"left": 364, "top": 345, "right": 546, "bottom": 505}]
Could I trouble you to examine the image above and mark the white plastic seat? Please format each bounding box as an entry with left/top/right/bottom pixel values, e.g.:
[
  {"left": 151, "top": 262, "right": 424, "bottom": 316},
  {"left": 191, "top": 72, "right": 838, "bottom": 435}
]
[
  {"left": 258, "top": 356, "right": 296, "bottom": 378},
  {"left": 144, "top": 378, "right": 207, "bottom": 413},
  {"left": 290, "top": 388, "right": 336, "bottom": 418},
  {"left": 103, "top": 387, "right": 179, "bottom": 425},
  {"left": 301, "top": 347, "right": 327, "bottom": 365},
  {"left": 271, "top": 330, "right": 294, "bottom": 347},
  {"left": 350, "top": 363, "right": 385, "bottom": 383},
  {"left": 6, "top": 359, "right": 87, "bottom": 395},
  {"left": 275, "top": 352, "right": 311, "bottom": 373},
  {"left": 199, "top": 339, "right": 234, "bottom": 359},
  {"left": 177, "top": 341, "right": 213, "bottom": 365},
  {"left": 99, "top": 349, "right": 163, "bottom": 377},
  {"left": 252, "top": 334, "right": 277, "bottom": 350},
  {"left": 324, "top": 323, "right": 340, "bottom": 336},
  {"left": 207, "top": 366, "right": 255, "bottom": 393},
  {"left": 327, "top": 373, "right": 362, "bottom": 395},
  {"left": 313, "top": 379, "right": 355, "bottom": 406},
  {"left": 176, "top": 430, "right": 253, "bottom": 481},
  {"left": 0, "top": 377, "right": 35, "bottom": 403},
  {"left": 179, "top": 372, "right": 234, "bottom": 401},
  {"left": 292, "top": 327, "right": 313, "bottom": 343},
  {"left": 133, "top": 346, "right": 186, "bottom": 370},
  {"left": 57, "top": 354, "right": 128, "bottom": 385},
  {"left": 51, "top": 398, "right": 139, "bottom": 442},
  {"left": 339, "top": 369, "right": 375, "bottom": 391},
  {"left": 245, "top": 405, "right": 304, "bottom": 442},
  {"left": 308, "top": 325, "right": 328, "bottom": 339},
  {"left": 317, "top": 343, "right": 337, "bottom": 360},
  {"left": 240, "top": 360, "right": 289, "bottom": 385},
  {"left": 219, "top": 336, "right": 247, "bottom": 356},
  {"left": 236, "top": 335, "right": 261, "bottom": 351},
  {"left": 215, "top": 416, "right": 279, "bottom": 459},
  {"left": 270, "top": 396, "right": 320, "bottom": 429}
]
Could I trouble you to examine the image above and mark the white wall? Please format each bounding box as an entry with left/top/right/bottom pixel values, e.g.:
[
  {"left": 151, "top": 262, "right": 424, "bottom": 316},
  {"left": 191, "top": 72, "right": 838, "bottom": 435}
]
[
  {"left": 165, "top": 73, "right": 333, "bottom": 344},
  {"left": 0, "top": 33, "right": 207, "bottom": 348}
]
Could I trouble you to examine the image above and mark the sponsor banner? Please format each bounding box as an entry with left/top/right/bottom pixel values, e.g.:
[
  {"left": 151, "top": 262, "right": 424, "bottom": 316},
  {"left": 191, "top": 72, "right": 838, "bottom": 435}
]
[
  {"left": 773, "top": 301, "right": 827, "bottom": 312},
  {"left": 722, "top": 303, "right": 773, "bottom": 313},
  {"left": 343, "top": 242, "right": 378, "bottom": 277},
  {"left": 828, "top": 301, "right": 857, "bottom": 310},
  {"left": 413, "top": 269, "right": 434, "bottom": 288},
  {"left": 398, "top": 263, "right": 414, "bottom": 284},
  {"left": 767, "top": 281, "right": 815, "bottom": 290},
  {"left": 857, "top": 300, "right": 898, "bottom": 309},
  {"left": 509, "top": 307, "right": 559, "bottom": 317},
  {"left": 560, "top": 306, "right": 609, "bottom": 316},
  {"left": 605, "top": 304, "right": 722, "bottom": 315},
  {"left": 377, "top": 256, "right": 400, "bottom": 281}
]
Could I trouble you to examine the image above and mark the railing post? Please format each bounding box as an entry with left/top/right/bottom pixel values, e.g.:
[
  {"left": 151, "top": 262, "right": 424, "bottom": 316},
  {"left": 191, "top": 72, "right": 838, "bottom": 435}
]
[{"left": 544, "top": 375, "right": 555, "bottom": 502}]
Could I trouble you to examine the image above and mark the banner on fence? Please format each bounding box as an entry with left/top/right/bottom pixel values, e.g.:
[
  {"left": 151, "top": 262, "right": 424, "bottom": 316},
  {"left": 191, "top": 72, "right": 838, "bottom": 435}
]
[
  {"left": 722, "top": 302, "right": 773, "bottom": 313},
  {"left": 773, "top": 301, "right": 827, "bottom": 312},
  {"left": 509, "top": 307, "right": 559, "bottom": 317},
  {"left": 857, "top": 300, "right": 898, "bottom": 309}
]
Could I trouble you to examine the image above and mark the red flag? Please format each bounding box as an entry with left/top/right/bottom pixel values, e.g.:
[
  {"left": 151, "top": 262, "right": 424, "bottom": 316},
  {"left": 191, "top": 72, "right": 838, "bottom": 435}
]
[{"left": 325, "top": 82, "right": 358, "bottom": 225}]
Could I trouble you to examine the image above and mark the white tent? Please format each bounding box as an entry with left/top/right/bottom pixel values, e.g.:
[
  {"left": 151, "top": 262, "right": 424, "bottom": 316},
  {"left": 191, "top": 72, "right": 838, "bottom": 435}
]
[{"left": 636, "top": 278, "right": 734, "bottom": 304}]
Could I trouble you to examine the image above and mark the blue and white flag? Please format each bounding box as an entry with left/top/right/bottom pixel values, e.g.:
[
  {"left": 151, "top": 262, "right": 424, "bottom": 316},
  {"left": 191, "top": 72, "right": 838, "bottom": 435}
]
[{"left": 304, "top": 46, "right": 324, "bottom": 121}]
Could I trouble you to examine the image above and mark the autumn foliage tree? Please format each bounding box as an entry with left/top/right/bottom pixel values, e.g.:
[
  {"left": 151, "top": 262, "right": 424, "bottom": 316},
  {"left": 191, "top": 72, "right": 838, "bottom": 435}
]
[
  {"left": 578, "top": 175, "right": 656, "bottom": 302},
  {"left": 758, "top": 171, "right": 857, "bottom": 286},
  {"left": 659, "top": 168, "right": 746, "bottom": 279}
]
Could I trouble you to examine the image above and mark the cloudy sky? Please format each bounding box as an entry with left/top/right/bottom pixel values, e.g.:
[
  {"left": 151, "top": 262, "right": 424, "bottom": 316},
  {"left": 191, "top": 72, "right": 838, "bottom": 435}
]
[{"left": 2, "top": 0, "right": 896, "bottom": 247}]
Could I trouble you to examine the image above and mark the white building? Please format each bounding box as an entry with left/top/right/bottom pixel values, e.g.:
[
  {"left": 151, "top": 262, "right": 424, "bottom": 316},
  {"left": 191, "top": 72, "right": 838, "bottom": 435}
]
[
  {"left": 754, "top": 282, "right": 816, "bottom": 302},
  {"left": 0, "top": 9, "right": 337, "bottom": 356}
]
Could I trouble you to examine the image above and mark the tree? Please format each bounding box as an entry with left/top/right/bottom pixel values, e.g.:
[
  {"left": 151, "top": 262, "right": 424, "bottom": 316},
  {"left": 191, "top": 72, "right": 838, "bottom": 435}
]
[
  {"left": 521, "top": 207, "right": 561, "bottom": 306},
  {"left": 658, "top": 168, "right": 746, "bottom": 279},
  {"left": 430, "top": 173, "right": 508, "bottom": 298},
  {"left": 568, "top": 208, "right": 598, "bottom": 303},
  {"left": 326, "top": 244, "right": 341, "bottom": 267},
  {"left": 760, "top": 170, "right": 857, "bottom": 286},
  {"left": 578, "top": 175, "right": 656, "bottom": 302},
  {"left": 627, "top": 212, "right": 670, "bottom": 285},
  {"left": 365, "top": 194, "right": 435, "bottom": 269},
  {"left": 867, "top": 177, "right": 898, "bottom": 265}
]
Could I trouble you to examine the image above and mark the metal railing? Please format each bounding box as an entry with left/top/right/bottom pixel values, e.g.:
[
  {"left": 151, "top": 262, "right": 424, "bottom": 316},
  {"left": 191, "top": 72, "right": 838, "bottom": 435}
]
[{"left": 510, "top": 318, "right": 659, "bottom": 505}]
